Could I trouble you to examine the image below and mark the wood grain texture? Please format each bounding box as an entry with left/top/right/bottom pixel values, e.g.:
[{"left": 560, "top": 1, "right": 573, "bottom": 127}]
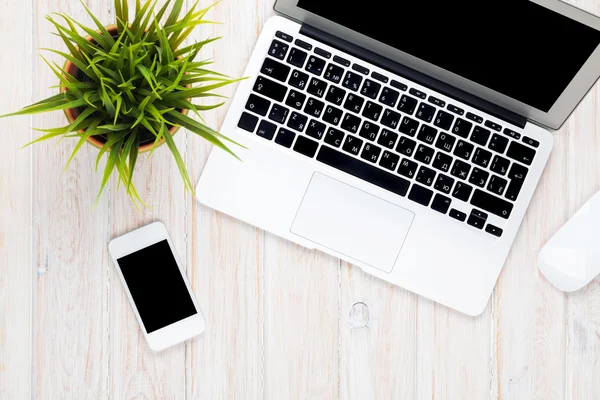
[
  {"left": 1, "top": 0, "right": 600, "bottom": 398},
  {"left": 0, "top": 1, "right": 33, "bottom": 399}
]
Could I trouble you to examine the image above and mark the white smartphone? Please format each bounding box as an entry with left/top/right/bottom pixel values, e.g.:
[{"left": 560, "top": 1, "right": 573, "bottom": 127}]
[{"left": 108, "top": 222, "right": 205, "bottom": 352}]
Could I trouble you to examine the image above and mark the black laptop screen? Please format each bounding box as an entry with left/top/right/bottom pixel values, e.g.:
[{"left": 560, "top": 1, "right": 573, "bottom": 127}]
[{"left": 297, "top": 0, "right": 600, "bottom": 112}]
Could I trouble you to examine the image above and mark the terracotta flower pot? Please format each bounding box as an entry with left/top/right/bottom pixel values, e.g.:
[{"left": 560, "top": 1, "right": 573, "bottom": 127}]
[{"left": 61, "top": 24, "right": 189, "bottom": 153}]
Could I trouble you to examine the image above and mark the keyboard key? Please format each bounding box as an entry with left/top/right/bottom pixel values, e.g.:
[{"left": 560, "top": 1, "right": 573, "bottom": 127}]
[
  {"left": 323, "top": 63, "right": 344, "bottom": 84},
  {"left": 447, "top": 104, "right": 464, "bottom": 115},
  {"left": 245, "top": 94, "right": 271, "bottom": 116},
  {"left": 449, "top": 209, "right": 467, "bottom": 222},
  {"left": 417, "top": 125, "right": 438, "bottom": 145},
  {"left": 238, "top": 112, "right": 258, "bottom": 132},
  {"left": 307, "top": 77, "right": 327, "bottom": 98},
  {"left": 256, "top": 120, "right": 277, "bottom": 140},
  {"left": 288, "top": 69, "right": 309, "bottom": 90},
  {"left": 435, "top": 132, "right": 456, "bottom": 152},
  {"left": 361, "top": 79, "right": 382, "bottom": 99},
  {"left": 371, "top": 71, "right": 389, "bottom": 83},
  {"left": 490, "top": 155, "right": 510, "bottom": 175},
  {"left": 261, "top": 57, "right": 291, "bottom": 82},
  {"left": 275, "top": 31, "right": 293, "bottom": 42},
  {"left": 503, "top": 128, "right": 521, "bottom": 140},
  {"left": 342, "top": 135, "right": 363, "bottom": 155},
  {"left": 466, "top": 112, "right": 483, "bottom": 124},
  {"left": 294, "top": 39, "right": 312, "bottom": 50},
  {"left": 268, "top": 40, "right": 289, "bottom": 60},
  {"left": 470, "top": 126, "right": 491, "bottom": 146},
  {"left": 333, "top": 55, "right": 351, "bottom": 67},
  {"left": 396, "top": 136, "right": 417, "bottom": 157},
  {"left": 505, "top": 163, "right": 528, "bottom": 201},
  {"left": 304, "top": 97, "right": 324, "bottom": 118},
  {"left": 305, "top": 55, "right": 326, "bottom": 76},
  {"left": 431, "top": 193, "right": 452, "bottom": 214},
  {"left": 453, "top": 140, "right": 474, "bottom": 160},
  {"left": 378, "top": 129, "right": 398, "bottom": 149},
  {"left": 293, "top": 135, "right": 319, "bottom": 157},
  {"left": 399, "top": 116, "right": 419, "bottom": 137},
  {"left": 428, "top": 96, "right": 445, "bottom": 108},
  {"left": 324, "top": 128, "right": 344, "bottom": 148},
  {"left": 452, "top": 182, "right": 473, "bottom": 202},
  {"left": 381, "top": 109, "right": 401, "bottom": 129},
  {"left": 489, "top": 133, "right": 509, "bottom": 153},
  {"left": 506, "top": 141, "right": 536, "bottom": 165},
  {"left": 485, "top": 120, "right": 502, "bottom": 131},
  {"left": 361, "top": 143, "right": 382, "bottom": 163},
  {"left": 268, "top": 104, "right": 290, "bottom": 123},
  {"left": 306, "top": 119, "right": 327, "bottom": 140},
  {"left": 468, "top": 167, "right": 489, "bottom": 188},
  {"left": 398, "top": 95, "right": 418, "bottom": 115},
  {"left": 390, "top": 80, "right": 408, "bottom": 91},
  {"left": 416, "top": 166, "right": 436, "bottom": 186},
  {"left": 362, "top": 101, "right": 383, "bottom": 121},
  {"left": 416, "top": 103, "right": 436, "bottom": 123},
  {"left": 275, "top": 128, "right": 295, "bottom": 148},
  {"left": 380, "top": 151, "right": 400, "bottom": 171},
  {"left": 317, "top": 146, "right": 410, "bottom": 197},
  {"left": 359, "top": 121, "right": 380, "bottom": 141},
  {"left": 451, "top": 118, "right": 473, "bottom": 138},
  {"left": 487, "top": 175, "right": 508, "bottom": 196},
  {"left": 342, "top": 71, "right": 363, "bottom": 91},
  {"left": 467, "top": 209, "right": 488, "bottom": 229},
  {"left": 435, "top": 174, "right": 455, "bottom": 194},
  {"left": 379, "top": 87, "right": 400, "bottom": 107},
  {"left": 433, "top": 110, "right": 454, "bottom": 131},
  {"left": 485, "top": 224, "right": 503, "bottom": 237},
  {"left": 325, "top": 85, "right": 347, "bottom": 106},
  {"left": 472, "top": 147, "right": 493, "bottom": 168},
  {"left": 523, "top": 136, "right": 540, "bottom": 148},
  {"left": 287, "top": 47, "right": 308, "bottom": 67},
  {"left": 409, "top": 88, "right": 426, "bottom": 99},
  {"left": 341, "top": 113, "right": 362, "bottom": 133},
  {"left": 314, "top": 47, "right": 331, "bottom": 59},
  {"left": 432, "top": 152, "right": 453, "bottom": 172},
  {"left": 398, "top": 158, "right": 418, "bottom": 179},
  {"left": 409, "top": 184, "right": 434, "bottom": 206},
  {"left": 285, "top": 90, "right": 306, "bottom": 110},
  {"left": 322, "top": 105, "right": 343, "bottom": 126},
  {"left": 287, "top": 112, "right": 307, "bottom": 132},
  {"left": 451, "top": 160, "right": 471, "bottom": 180},
  {"left": 352, "top": 63, "right": 369, "bottom": 75},
  {"left": 254, "top": 76, "right": 287, "bottom": 102},
  {"left": 344, "top": 93, "right": 365, "bottom": 113},
  {"left": 471, "top": 189, "right": 513, "bottom": 219},
  {"left": 414, "top": 144, "right": 435, "bottom": 164}
]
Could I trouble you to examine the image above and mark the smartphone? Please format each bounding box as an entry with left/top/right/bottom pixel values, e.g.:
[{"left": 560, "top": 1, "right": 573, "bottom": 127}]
[{"left": 108, "top": 222, "right": 205, "bottom": 351}]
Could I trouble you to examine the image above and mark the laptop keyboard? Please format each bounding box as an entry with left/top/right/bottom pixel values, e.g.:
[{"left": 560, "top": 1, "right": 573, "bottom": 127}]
[{"left": 238, "top": 31, "right": 541, "bottom": 238}]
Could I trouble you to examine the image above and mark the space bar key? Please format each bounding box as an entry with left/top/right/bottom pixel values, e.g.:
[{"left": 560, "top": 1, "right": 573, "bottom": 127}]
[{"left": 316, "top": 146, "right": 410, "bottom": 197}]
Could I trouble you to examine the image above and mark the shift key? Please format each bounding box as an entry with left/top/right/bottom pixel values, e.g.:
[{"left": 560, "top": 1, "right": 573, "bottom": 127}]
[
  {"left": 470, "top": 189, "right": 514, "bottom": 219},
  {"left": 253, "top": 76, "right": 287, "bottom": 102}
]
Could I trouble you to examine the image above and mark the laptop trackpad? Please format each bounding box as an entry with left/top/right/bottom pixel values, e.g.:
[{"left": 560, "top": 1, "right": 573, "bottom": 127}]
[{"left": 291, "top": 173, "right": 415, "bottom": 272}]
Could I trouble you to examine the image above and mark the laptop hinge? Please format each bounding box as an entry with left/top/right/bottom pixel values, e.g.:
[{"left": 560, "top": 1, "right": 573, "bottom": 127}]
[{"left": 300, "top": 24, "right": 527, "bottom": 129}]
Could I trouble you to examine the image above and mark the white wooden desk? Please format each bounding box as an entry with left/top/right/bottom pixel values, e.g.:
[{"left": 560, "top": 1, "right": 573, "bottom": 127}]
[{"left": 1, "top": 0, "right": 599, "bottom": 398}]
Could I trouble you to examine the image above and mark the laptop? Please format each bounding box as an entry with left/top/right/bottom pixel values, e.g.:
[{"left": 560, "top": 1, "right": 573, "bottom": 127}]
[{"left": 196, "top": 0, "right": 600, "bottom": 315}]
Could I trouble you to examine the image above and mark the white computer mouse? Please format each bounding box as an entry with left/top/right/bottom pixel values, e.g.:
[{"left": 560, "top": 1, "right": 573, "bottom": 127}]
[{"left": 538, "top": 190, "right": 600, "bottom": 292}]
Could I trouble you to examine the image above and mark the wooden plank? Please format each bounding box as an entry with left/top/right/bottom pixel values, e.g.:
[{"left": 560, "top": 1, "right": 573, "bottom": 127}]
[
  {"left": 32, "top": 1, "right": 111, "bottom": 398},
  {"left": 186, "top": 1, "right": 272, "bottom": 398},
  {"left": 108, "top": 1, "right": 188, "bottom": 398},
  {"left": 0, "top": 1, "right": 33, "bottom": 399},
  {"left": 339, "top": 269, "right": 417, "bottom": 400},
  {"left": 564, "top": 83, "right": 600, "bottom": 400}
]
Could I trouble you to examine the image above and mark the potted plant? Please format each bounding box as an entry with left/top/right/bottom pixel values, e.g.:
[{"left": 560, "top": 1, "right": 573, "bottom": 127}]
[{"left": 0, "top": 0, "right": 242, "bottom": 205}]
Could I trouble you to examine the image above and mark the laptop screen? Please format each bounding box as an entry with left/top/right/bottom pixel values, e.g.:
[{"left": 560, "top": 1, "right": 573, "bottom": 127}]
[{"left": 297, "top": 0, "right": 600, "bottom": 112}]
